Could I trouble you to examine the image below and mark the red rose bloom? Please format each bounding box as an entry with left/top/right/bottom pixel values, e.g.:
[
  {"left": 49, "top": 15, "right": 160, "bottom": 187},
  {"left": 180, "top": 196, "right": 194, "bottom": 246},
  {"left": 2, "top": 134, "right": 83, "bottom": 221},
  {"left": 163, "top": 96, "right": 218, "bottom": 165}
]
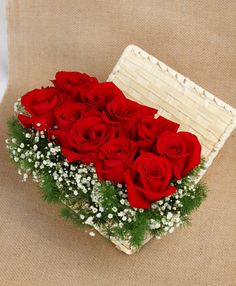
[
  {"left": 52, "top": 71, "right": 98, "bottom": 101},
  {"left": 131, "top": 115, "right": 179, "bottom": 150},
  {"left": 102, "top": 98, "right": 157, "bottom": 137},
  {"left": 54, "top": 102, "right": 99, "bottom": 129},
  {"left": 80, "top": 82, "right": 125, "bottom": 111},
  {"left": 60, "top": 116, "right": 115, "bottom": 163},
  {"left": 155, "top": 131, "right": 201, "bottom": 179},
  {"left": 18, "top": 87, "right": 63, "bottom": 131},
  {"left": 95, "top": 138, "right": 137, "bottom": 183},
  {"left": 125, "top": 152, "right": 176, "bottom": 209}
]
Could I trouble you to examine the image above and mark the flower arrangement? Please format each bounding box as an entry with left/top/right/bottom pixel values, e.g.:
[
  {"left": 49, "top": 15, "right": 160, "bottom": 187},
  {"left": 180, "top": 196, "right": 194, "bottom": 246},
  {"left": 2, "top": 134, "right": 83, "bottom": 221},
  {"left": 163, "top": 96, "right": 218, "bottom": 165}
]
[{"left": 6, "top": 71, "right": 207, "bottom": 252}]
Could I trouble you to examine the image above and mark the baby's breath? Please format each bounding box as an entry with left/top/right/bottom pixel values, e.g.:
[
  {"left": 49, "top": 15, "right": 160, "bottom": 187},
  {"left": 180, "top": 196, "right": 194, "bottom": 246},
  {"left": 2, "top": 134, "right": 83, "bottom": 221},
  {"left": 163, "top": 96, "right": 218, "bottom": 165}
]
[{"left": 6, "top": 115, "right": 207, "bottom": 249}]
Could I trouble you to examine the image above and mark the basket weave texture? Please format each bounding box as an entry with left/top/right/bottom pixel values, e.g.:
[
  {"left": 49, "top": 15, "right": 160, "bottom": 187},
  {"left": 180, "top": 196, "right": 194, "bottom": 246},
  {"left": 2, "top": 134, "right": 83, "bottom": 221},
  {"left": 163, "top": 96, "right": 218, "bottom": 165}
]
[
  {"left": 83, "top": 45, "right": 236, "bottom": 254},
  {"left": 108, "top": 45, "right": 236, "bottom": 183}
]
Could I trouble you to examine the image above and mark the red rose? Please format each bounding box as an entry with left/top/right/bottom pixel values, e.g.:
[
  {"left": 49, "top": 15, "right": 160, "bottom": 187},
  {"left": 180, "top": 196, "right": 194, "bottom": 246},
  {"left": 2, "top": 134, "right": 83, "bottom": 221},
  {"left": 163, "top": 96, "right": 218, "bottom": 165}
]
[
  {"left": 95, "top": 138, "right": 137, "bottom": 184},
  {"left": 54, "top": 102, "right": 99, "bottom": 129},
  {"left": 125, "top": 152, "right": 176, "bottom": 209},
  {"left": 60, "top": 116, "right": 115, "bottom": 163},
  {"left": 102, "top": 98, "right": 157, "bottom": 137},
  {"left": 131, "top": 115, "right": 179, "bottom": 150},
  {"left": 52, "top": 71, "right": 98, "bottom": 101},
  {"left": 155, "top": 131, "right": 201, "bottom": 179},
  {"left": 80, "top": 82, "right": 125, "bottom": 111},
  {"left": 18, "top": 87, "right": 63, "bottom": 131}
]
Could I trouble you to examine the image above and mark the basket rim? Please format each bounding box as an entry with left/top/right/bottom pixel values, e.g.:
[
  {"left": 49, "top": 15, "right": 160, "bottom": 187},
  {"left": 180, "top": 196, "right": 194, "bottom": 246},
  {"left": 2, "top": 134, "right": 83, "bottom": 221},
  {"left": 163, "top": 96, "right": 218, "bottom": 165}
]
[{"left": 107, "top": 44, "right": 236, "bottom": 184}]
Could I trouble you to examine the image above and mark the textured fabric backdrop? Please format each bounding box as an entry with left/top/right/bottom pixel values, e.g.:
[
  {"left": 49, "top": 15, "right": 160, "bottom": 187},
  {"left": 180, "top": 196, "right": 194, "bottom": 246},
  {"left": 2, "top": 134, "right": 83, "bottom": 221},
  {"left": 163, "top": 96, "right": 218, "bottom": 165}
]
[{"left": 0, "top": 1, "right": 236, "bottom": 285}]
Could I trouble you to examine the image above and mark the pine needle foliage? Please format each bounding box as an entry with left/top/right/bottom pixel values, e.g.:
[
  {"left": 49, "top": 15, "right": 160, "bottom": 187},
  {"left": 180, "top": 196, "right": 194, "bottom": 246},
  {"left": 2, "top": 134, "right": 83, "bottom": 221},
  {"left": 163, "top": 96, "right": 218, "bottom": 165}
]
[{"left": 6, "top": 117, "right": 208, "bottom": 249}]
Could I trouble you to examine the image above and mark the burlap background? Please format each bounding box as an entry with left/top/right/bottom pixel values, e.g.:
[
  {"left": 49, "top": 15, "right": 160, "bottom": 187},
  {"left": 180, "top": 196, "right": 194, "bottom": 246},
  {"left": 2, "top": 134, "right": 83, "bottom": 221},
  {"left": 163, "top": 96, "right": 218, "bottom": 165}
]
[{"left": 0, "top": 1, "right": 235, "bottom": 285}]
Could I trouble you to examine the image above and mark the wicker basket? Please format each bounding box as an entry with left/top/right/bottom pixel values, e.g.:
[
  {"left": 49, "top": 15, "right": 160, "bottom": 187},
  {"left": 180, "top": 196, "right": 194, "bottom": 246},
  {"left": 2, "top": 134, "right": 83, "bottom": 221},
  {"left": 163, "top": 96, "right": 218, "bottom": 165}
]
[
  {"left": 96, "top": 44, "right": 236, "bottom": 254},
  {"left": 70, "top": 45, "right": 236, "bottom": 254}
]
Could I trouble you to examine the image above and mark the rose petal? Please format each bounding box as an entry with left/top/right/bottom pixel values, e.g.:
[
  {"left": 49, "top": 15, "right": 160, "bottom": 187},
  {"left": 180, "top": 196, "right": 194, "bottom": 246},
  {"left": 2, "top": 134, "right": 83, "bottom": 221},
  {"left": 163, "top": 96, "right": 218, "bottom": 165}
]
[
  {"left": 178, "top": 132, "right": 201, "bottom": 176},
  {"left": 125, "top": 170, "right": 151, "bottom": 209},
  {"left": 18, "top": 114, "right": 33, "bottom": 129}
]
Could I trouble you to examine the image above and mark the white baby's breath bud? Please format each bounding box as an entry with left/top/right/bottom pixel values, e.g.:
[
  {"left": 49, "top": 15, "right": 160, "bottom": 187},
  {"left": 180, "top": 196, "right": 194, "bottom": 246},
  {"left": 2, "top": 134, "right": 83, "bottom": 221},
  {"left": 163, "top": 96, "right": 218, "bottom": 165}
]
[
  {"left": 167, "top": 212, "right": 173, "bottom": 220},
  {"left": 25, "top": 133, "right": 31, "bottom": 138},
  {"left": 23, "top": 173, "right": 28, "bottom": 181},
  {"left": 178, "top": 189, "right": 183, "bottom": 195},
  {"left": 73, "top": 190, "right": 78, "bottom": 196},
  {"left": 118, "top": 211, "right": 124, "bottom": 217},
  {"left": 85, "top": 216, "right": 93, "bottom": 226},
  {"left": 108, "top": 214, "right": 113, "bottom": 219},
  {"left": 175, "top": 217, "right": 180, "bottom": 223},
  {"left": 168, "top": 221, "right": 174, "bottom": 227},
  {"left": 14, "top": 102, "right": 18, "bottom": 112},
  {"left": 89, "top": 231, "right": 96, "bottom": 237},
  {"left": 120, "top": 199, "right": 125, "bottom": 205}
]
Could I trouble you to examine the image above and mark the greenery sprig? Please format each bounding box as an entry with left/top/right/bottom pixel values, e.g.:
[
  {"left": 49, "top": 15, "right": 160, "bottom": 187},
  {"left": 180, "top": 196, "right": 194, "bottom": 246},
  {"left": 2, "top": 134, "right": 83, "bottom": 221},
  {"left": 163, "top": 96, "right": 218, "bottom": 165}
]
[{"left": 6, "top": 117, "right": 208, "bottom": 249}]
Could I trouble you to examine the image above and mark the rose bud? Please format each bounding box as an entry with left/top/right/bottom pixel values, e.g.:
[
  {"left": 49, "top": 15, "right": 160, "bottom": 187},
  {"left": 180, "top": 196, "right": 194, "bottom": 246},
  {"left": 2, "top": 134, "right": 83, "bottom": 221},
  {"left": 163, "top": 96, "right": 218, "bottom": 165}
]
[
  {"left": 95, "top": 137, "right": 137, "bottom": 184},
  {"left": 155, "top": 131, "right": 201, "bottom": 179},
  {"left": 18, "top": 87, "right": 63, "bottom": 131},
  {"left": 52, "top": 71, "right": 98, "bottom": 101},
  {"left": 60, "top": 116, "right": 115, "bottom": 163},
  {"left": 125, "top": 151, "right": 176, "bottom": 209},
  {"left": 80, "top": 82, "right": 125, "bottom": 111}
]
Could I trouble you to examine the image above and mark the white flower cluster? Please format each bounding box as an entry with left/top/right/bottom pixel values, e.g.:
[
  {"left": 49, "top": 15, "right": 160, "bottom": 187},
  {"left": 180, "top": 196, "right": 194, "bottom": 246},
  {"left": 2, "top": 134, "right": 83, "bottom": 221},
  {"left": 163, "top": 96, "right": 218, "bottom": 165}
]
[
  {"left": 6, "top": 120, "right": 201, "bottom": 246},
  {"left": 87, "top": 184, "right": 137, "bottom": 230},
  {"left": 149, "top": 212, "right": 182, "bottom": 237}
]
